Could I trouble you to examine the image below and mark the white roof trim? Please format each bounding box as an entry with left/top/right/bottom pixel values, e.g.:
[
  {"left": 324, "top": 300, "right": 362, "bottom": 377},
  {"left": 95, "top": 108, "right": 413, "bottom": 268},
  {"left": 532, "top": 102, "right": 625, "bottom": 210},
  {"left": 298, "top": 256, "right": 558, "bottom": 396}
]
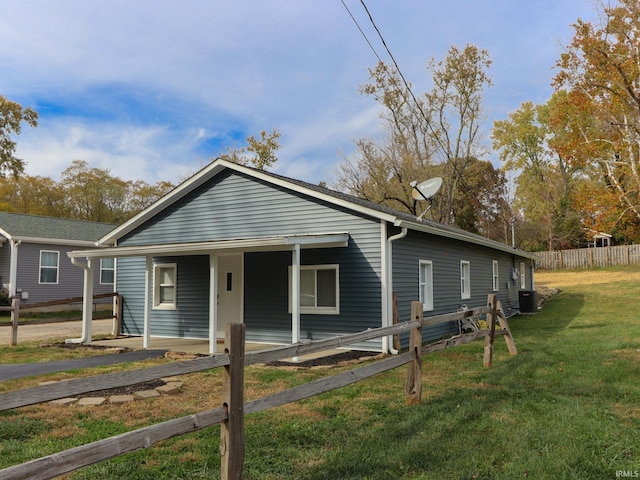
[
  {"left": 98, "top": 159, "right": 395, "bottom": 245},
  {"left": 69, "top": 233, "right": 349, "bottom": 259},
  {"left": 5, "top": 236, "right": 103, "bottom": 248}
]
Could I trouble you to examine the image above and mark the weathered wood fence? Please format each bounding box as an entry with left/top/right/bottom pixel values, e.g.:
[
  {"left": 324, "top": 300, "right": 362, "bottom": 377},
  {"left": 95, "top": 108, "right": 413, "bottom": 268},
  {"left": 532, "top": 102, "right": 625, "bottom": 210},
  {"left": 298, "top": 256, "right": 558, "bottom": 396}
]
[
  {"left": 0, "top": 294, "right": 516, "bottom": 480},
  {"left": 537, "top": 244, "right": 640, "bottom": 270},
  {"left": 2, "top": 293, "right": 123, "bottom": 346}
]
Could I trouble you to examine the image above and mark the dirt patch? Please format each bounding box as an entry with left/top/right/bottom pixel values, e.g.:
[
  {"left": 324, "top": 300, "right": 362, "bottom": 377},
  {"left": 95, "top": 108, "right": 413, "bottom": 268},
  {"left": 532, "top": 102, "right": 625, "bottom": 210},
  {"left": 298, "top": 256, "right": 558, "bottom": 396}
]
[
  {"left": 76, "top": 379, "right": 167, "bottom": 399},
  {"left": 266, "top": 350, "right": 381, "bottom": 368}
]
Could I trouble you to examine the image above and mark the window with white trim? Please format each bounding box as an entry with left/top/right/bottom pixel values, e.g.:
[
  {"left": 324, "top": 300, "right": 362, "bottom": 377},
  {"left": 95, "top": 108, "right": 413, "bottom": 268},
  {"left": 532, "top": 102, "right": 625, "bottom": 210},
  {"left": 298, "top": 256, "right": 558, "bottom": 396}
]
[
  {"left": 289, "top": 265, "right": 339, "bottom": 314},
  {"left": 419, "top": 260, "right": 434, "bottom": 311},
  {"left": 39, "top": 250, "right": 59, "bottom": 284},
  {"left": 153, "top": 263, "right": 177, "bottom": 309},
  {"left": 460, "top": 261, "right": 471, "bottom": 300},
  {"left": 520, "top": 262, "right": 526, "bottom": 289},
  {"left": 100, "top": 258, "right": 115, "bottom": 285},
  {"left": 492, "top": 260, "right": 499, "bottom": 291}
]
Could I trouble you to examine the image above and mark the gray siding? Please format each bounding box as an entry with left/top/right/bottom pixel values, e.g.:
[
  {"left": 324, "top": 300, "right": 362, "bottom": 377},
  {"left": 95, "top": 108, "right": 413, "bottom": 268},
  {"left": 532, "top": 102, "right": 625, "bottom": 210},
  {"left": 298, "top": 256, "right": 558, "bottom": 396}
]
[
  {"left": 0, "top": 240, "right": 11, "bottom": 289},
  {"left": 13, "top": 242, "right": 113, "bottom": 304},
  {"left": 118, "top": 170, "right": 383, "bottom": 344},
  {"left": 392, "top": 229, "right": 533, "bottom": 344}
]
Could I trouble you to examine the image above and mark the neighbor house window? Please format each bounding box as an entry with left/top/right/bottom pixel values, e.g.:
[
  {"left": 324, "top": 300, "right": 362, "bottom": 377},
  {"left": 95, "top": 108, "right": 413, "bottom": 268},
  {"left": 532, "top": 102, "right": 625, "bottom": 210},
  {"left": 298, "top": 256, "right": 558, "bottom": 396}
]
[
  {"left": 419, "top": 260, "right": 434, "bottom": 311},
  {"left": 492, "top": 260, "right": 499, "bottom": 291},
  {"left": 39, "top": 250, "right": 59, "bottom": 284},
  {"left": 100, "top": 258, "right": 115, "bottom": 285},
  {"left": 153, "top": 263, "right": 177, "bottom": 309},
  {"left": 520, "top": 262, "right": 526, "bottom": 289},
  {"left": 289, "top": 265, "right": 339, "bottom": 314},
  {"left": 460, "top": 261, "right": 471, "bottom": 300}
]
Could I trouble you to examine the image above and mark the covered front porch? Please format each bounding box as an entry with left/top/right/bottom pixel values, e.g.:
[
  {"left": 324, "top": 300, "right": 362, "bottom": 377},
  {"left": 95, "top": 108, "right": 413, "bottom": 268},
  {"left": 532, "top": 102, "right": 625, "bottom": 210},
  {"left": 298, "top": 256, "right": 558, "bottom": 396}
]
[{"left": 67, "top": 233, "right": 349, "bottom": 354}]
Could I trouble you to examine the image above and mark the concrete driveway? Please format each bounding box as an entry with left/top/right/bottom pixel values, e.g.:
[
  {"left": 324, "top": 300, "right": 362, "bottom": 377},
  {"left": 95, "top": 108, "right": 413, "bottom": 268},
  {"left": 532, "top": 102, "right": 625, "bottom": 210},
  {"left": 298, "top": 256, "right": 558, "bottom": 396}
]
[{"left": 0, "top": 318, "right": 115, "bottom": 344}]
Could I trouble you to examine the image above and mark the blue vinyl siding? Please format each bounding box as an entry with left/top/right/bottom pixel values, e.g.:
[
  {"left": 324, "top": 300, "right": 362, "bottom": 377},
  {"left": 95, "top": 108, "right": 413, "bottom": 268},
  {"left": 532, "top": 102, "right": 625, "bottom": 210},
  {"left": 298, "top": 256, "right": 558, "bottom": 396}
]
[
  {"left": 118, "top": 170, "right": 383, "bottom": 344},
  {"left": 392, "top": 229, "right": 532, "bottom": 345}
]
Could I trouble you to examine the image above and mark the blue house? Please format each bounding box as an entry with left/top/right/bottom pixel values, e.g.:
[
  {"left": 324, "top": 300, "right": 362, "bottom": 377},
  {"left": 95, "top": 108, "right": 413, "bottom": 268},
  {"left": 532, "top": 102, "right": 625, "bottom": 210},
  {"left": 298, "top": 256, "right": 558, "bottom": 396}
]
[{"left": 69, "top": 159, "right": 537, "bottom": 353}]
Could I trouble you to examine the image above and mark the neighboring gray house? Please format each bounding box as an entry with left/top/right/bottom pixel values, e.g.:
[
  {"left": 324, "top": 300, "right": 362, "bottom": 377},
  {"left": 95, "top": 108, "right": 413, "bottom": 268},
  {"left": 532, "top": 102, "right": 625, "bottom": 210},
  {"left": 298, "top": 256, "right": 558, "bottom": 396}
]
[
  {"left": 0, "top": 212, "right": 115, "bottom": 304},
  {"left": 69, "top": 159, "right": 538, "bottom": 354}
]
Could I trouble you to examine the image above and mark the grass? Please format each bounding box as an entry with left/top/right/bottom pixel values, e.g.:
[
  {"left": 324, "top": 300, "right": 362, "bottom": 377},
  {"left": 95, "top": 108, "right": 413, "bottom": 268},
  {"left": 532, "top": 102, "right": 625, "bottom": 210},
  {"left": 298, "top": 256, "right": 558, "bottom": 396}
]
[{"left": 1, "top": 265, "right": 640, "bottom": 478}]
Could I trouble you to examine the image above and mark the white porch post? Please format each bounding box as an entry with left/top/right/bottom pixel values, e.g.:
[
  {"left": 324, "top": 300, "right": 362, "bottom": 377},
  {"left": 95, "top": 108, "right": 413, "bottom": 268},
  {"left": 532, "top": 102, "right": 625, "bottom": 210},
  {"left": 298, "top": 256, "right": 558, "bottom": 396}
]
[
  {"left": 291, "top": 243, "right": 301, "bottom": 345},
  {"left": 209, "top": 253, "right": 219, "bottom": 354},
  {"left": 66, "top": 257, "right": 94, "bottom": 344},
  {"left": 8, "top": 240, "right": 20, "bottom": 297},
  {"left": 144, "top": 256, "right": 151, "bottom": 349}
]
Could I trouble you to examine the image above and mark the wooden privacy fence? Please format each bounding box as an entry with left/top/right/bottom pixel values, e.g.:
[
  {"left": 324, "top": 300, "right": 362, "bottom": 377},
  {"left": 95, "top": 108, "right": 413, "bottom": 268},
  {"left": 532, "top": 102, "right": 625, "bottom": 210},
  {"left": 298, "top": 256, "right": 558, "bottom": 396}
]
[
  {"left": 0, "top": 294, "right": 516, "bottom": 480},
  {"left": 2, "top": 293, "right": 123, "bottom": 346},
  {"left": 537, "top": 244, "right": 640, "bottom": 270}
]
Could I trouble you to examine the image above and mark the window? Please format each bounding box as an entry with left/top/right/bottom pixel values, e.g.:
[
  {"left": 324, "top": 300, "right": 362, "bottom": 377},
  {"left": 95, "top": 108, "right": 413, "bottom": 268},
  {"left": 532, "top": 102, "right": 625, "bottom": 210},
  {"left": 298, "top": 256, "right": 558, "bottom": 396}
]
[
  {"left": 153, "top": 263, "right": 177, "bottom": 309},
  {"left": 492, "top": 260, "right": 499, "bottom": 291},
  {"left": 100, "top": 258, "right": 115, "bottom": 285},
  {"left": 520, "top": 262, "right": 526, "bottom": 289},
  {"left": 460, "top": 261, "right": 471, "bottom": 300},
  {"left": 290, "top": 265, "right": 339, "bottom": 314},
  {"left": 419, "top": 260, "right": 434, "bottom": 311},
  {"left": 39, "top": 250, "right": 59, "bottom": 284}
]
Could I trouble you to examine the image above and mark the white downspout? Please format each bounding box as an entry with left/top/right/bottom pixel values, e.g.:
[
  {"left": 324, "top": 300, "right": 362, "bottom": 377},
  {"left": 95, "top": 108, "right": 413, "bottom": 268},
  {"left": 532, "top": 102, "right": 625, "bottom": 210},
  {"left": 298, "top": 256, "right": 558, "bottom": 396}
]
[
  {"left": 8, "top": 239, "right": 21, "bottom": 297},
  {"left": 209, "top": 253, "right": 218, "bottom": 354},
  {"left": 385, "top": 226, "right": 408, "bottom": 354},
  {"left": 67, "top": 257, "right": 94, "bottom": 344}
]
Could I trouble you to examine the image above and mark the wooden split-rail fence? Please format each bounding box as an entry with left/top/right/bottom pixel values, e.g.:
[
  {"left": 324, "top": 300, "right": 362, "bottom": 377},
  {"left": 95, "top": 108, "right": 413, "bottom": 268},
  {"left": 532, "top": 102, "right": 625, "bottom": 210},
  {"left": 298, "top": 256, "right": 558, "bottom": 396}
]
[
  {"left": 2, "top": 293, "right": 123, "bottom": 346},
  {"left": 0, "top": 294, "right": 517, "bottom": 480}
]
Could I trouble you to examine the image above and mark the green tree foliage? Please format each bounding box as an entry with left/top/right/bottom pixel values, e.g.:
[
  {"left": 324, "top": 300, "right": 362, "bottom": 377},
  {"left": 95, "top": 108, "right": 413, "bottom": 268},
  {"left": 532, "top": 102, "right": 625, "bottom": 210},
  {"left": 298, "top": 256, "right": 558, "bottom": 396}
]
[
  {"left": 492, "top": 94, "right": 586, "bottom": 250},
  {"left": 334, "top": 45, "right": 506, "bottom": 240},
  {"left": 219, "top": 129, "right": 281, "bottom": 170},
  {"left": 0, "top": 95, "right": 38, "bottom": 176},
  {"left": 0, "top": 160, "right": 174, "bottom": 224}
]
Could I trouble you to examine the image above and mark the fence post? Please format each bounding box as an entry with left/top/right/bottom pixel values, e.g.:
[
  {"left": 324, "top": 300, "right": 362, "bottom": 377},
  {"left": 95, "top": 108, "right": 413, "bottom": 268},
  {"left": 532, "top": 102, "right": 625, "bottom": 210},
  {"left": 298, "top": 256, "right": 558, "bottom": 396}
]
[
  {"left": 496, "top": 300, "right": 518, "bottom": 356},
  {"left": 405, "top": 301, "right": 423, "bottom": 405},
  {"left": 220, "top": 323, "right": 245, "bottom": 480},
  {"left": 10, "top": 297, "right": 20, "bottom": 346},
  {"left": 483, "top": 294, "right": 498, "bottom": 368}
]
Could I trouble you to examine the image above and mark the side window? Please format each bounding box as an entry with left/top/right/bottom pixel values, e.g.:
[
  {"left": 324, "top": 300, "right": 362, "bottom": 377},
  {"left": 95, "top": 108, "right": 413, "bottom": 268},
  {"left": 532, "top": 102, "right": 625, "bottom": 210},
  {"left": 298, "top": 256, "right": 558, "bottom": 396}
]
[
  {"left": 153, "top": 263, "right": 177, "bottom": 309},
  {"left": 290, "top": 265, "right": 340, "bottom": 314},
  {"left": 39, "top": 250, "right": 60, "bottom": 284},
  {"left": 460, "top": 261, "right": 471, "bottom": 300},
  {"left": 492, "top": 260, "right": 499, "bottom": 291},
  {"left": 100, "top": 258, "right": 115, "bottom": 285},
  {"left": 520, "top": 262, "right": 526, "bottom": 289},
  {"left": 419, "top": 260, "right": 434, "bottom": 311}
]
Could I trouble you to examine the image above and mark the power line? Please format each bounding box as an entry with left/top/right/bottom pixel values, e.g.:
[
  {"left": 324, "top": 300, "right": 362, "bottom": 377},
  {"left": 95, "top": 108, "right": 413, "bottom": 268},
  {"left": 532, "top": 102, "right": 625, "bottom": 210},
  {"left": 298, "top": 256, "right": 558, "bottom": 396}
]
[{"left": 340, "top": 0, "right": 486, "bottom": 211}]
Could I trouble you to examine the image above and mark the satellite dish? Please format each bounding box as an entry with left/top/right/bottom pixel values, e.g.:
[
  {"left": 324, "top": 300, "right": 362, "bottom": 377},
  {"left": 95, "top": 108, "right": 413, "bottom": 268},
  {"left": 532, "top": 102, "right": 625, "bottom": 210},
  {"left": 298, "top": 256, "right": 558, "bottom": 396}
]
[
  {"left": 411, "top": 177, "right": 443, "bottom": 201},
  {"left": 410, "top": 177, "right": 443, "bottom": 220}
]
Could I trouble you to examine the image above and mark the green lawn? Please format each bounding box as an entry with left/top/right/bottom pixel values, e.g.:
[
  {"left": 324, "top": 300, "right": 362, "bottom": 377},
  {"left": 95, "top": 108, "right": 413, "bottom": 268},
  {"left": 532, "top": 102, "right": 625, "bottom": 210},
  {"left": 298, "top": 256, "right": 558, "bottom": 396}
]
[{"left": 1, "top": 266, "right": 640, "bottom": 479}]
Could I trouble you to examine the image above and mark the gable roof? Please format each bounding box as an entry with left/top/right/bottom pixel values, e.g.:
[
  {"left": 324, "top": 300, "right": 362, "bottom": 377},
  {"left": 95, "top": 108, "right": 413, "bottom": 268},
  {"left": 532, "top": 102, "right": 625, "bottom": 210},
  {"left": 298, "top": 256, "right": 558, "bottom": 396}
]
[
  {"left": 99, "top": 159, "right": 538, "bottom": 260},
  {"left": 0, "top": 212, "right": 116, "bottom": 246}
]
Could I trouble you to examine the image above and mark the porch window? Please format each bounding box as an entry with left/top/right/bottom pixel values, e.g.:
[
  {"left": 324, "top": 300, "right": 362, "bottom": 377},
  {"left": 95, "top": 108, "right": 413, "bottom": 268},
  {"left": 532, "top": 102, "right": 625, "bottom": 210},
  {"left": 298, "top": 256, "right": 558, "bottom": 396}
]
[
  {"left": 492, "top": 260, "right": 499, "bottom": 291},
  {"left": 100, "top": 258, "right": 115, "bottom": 285},
  {"left": 419, "top": 260, "right": 434, "bottom": 311},
  {"left": 290, "top": 264, "right": 339, "bottom": 314},
  {"left": 39, "top": 250, "right": 59, "bottom": 284},
  {"left": 460, "top": 261, "right": 471, "bottom": 300},
  {"left": 153, "top": 263, "right": 177, "bottom": 309}
]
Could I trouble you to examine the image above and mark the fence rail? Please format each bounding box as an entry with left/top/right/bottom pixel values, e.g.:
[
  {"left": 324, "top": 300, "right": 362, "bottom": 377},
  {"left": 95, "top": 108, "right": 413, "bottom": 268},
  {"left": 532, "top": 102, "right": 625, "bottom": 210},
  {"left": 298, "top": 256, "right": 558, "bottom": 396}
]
[
  {"left": 536, "top": 244, "right": 640, "bottom": 270},
  {"left": 0, "top": 294, "right": 516, "bottom": 480}
]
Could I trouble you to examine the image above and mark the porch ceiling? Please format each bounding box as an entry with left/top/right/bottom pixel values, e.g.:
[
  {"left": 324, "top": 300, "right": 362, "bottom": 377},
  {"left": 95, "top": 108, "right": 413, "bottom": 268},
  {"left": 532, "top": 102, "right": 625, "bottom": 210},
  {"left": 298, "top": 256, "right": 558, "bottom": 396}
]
[{"left": 67, "top": 232, "right": 349, "bottom": 259}]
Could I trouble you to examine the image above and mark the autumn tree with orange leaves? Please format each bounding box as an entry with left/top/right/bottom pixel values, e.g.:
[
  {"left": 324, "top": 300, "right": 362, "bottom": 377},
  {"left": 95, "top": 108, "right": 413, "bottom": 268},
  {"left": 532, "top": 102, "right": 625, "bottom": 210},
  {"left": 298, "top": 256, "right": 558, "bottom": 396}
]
[{"left": 553, "top": 0, "right": 640, "bottom": 242}]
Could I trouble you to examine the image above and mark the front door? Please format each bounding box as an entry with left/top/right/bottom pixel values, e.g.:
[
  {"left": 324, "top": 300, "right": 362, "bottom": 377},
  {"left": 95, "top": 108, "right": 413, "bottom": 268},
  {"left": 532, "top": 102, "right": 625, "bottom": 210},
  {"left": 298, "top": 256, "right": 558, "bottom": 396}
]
[{"left": 217, "top": 254, "right": 243, "bottom": 338}]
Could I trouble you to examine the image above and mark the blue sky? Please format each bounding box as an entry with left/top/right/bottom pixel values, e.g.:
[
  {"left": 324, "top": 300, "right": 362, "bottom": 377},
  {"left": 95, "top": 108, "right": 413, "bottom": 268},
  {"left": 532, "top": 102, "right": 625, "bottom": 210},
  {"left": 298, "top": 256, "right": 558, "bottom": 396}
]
[{"left": 2, "top": 0, "right": 597, "bottom": 186}]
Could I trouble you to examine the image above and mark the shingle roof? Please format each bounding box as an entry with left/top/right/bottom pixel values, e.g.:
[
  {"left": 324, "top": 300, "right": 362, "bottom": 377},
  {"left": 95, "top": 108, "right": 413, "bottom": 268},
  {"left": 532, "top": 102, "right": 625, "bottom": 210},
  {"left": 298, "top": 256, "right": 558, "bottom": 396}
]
[{"left": 0, "top": 212, "right": 115, "bottom": 243}]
